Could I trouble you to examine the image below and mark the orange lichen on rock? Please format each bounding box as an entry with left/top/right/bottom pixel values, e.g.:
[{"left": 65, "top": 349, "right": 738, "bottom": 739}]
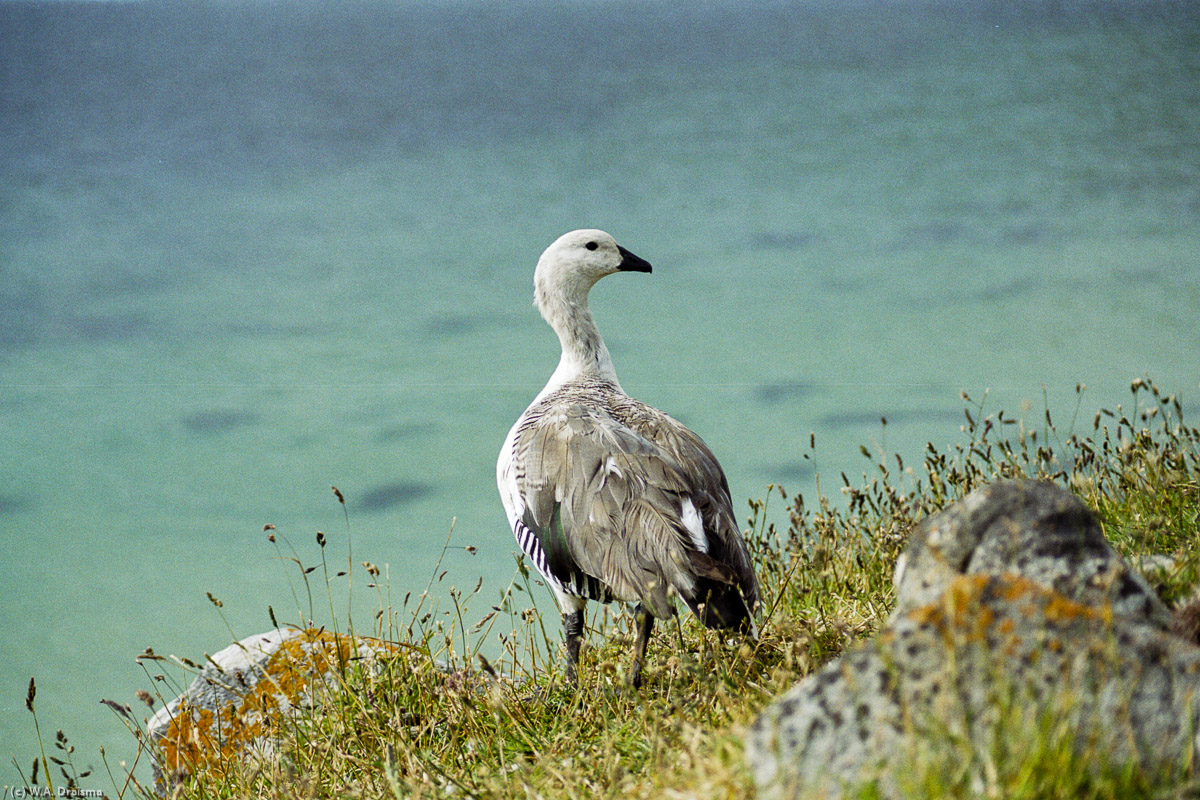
[
  {"left": 909, "top": 575, "right": 995, "bottom": 641},
  {"left": 1043, "top": 590, "right": 1105, "bottom": 625},
  {"left": 150, "top": 628, "right": 400, "bottom": 784},
  {"left": 907, "top": 574, "right": 1113, "bottom": 649}
]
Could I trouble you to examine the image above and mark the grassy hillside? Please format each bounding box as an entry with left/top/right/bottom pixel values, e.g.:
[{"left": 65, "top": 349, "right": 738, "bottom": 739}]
[{"left": 19, "top": 379, "right": 1200, "bottom": 799}]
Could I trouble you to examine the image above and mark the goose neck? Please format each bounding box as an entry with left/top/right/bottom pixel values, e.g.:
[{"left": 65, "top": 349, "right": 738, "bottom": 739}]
[{"left": 539, "top": 296, "right": 620, "bottom": 387}]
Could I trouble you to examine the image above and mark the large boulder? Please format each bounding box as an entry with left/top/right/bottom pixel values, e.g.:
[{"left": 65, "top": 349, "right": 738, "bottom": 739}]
[
  {"left": 747, "top": 480, "right": 1199, "bottom": 799},
  {"left": 891, "top": 479, "right": 1172, "bottom": 627}
]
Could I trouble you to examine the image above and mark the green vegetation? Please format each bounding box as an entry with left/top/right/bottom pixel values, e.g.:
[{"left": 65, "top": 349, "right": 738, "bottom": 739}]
[{"left": 15, "top": 378, "right": 1200, "bottom": 799}]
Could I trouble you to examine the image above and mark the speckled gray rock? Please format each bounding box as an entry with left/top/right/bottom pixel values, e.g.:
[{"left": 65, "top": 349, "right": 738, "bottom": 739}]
[
  {"left": 747, "top": 480, "right": 1198, "bottom": 799},
  {"left": 891, "top": 479, "right": 1172, "bottom": 629},
  {"left": 747, "top": 574, "right": 1200, "bottom": 799}
]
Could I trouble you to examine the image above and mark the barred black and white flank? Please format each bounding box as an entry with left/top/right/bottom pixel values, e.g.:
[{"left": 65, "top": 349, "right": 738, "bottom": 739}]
[{"left": 496, "top": 229, "right": 760, "bottom": 687}]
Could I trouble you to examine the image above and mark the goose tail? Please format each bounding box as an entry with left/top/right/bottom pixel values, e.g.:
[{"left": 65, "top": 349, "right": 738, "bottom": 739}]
[
  {"left": 681, "top": 550, "right": 759, "bottom": 638},
  {"left": 690, "top": 578, "right": 758, "bottom": 637}
]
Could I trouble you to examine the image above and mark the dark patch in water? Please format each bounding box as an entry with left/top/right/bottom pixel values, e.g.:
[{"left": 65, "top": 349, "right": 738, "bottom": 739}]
[
  {"left": 0, "top": 281, "right": 47, "bottom": 348},
  {"left": 73, "top": 313, "right": 154, "bottom": 342},
  {"left": 999, "top": 222, "right": 1057, "bottom": 245},
  {"left": 954, "top": 198, "right": 1034, "bottom": 217},
  {"left": 85, "top": 272, "right": 173, "bottom": 298},
  {"left": 0, "top": 494, "right": 31, "bottom": 514},
  {"left": 356, "top": 481, "right": 434, "bottom": 513},
  {"left": 753, "top": 381, "right": 815, "bottom": 404},
  {"left": 763, "top": 461, "right": 814, "bottom": 483},
  {"left": 899, "top": 222, "right": 968, "bottom": 246},
  {"left": 749, "top": 231, "right": 819, "bottom": 251},
  {"left": 822, "top": 274, "right": 871, "bottom": 294},
  {"left": 424, "top": 314, "right": 499, "bottom": 338},
  {"left": 375, "top": 423, "right": 437, "bottom": 443},
  {"left": 820, "top": 408, "right": 965, "bottom": 429},
  {"left": 979, "top": 278, "right": 1034, "bottom": 302},
  {"left": 226, "top": 322, "right": 321, "bottom": 337},
  {"left": 181, "top": 409, "right": 260, "bottom": 434},
  {"left": 1115, "top": 266, "right": 1167, "bottom": 285}
]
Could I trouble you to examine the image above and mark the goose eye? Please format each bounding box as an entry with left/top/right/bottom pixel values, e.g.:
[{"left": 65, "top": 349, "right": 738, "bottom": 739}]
[{"left": 585, "top": 241, "right": 598, "bottom": 251}]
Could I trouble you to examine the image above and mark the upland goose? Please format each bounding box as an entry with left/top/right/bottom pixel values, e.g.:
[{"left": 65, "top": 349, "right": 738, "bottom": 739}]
[{"left": 496, "top": 229, "right": 760, "bottom": 687}]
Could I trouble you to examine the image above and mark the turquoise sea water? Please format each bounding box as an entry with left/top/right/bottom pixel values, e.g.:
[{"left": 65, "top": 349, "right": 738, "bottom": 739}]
[{"left": 2, "top": 0, "right": 1199, "bottom": 774}]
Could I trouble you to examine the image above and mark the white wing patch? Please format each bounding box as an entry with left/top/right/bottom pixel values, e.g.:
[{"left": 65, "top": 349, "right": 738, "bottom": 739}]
[
  {"left": 680, "top": 497, "right": 708, "bottom": 553},
  {"left": 604, "top": 455, "right": 623, "bottom": 479}
]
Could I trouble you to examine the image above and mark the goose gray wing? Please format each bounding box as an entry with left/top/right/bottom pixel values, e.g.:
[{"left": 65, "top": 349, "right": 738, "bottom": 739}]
[
  {"left": 514, "top": 396, "right": 757, "bottom": 620},
  {"left": 615, "top": 402, "right": 761, "bottom": 616}
]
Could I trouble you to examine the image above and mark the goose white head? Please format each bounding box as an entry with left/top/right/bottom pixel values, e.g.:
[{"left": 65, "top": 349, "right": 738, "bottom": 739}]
[
  {"left": 532, "top": 229, "right": 653, "bottom": 388},
  {"left": 534, "top": 229, "right": 652, "bottom": 313}
]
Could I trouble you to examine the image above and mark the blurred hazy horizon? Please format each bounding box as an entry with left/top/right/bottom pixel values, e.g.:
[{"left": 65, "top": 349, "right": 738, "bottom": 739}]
[{"left": 2, "top": 0, "right": 1198, "bottom": 779}]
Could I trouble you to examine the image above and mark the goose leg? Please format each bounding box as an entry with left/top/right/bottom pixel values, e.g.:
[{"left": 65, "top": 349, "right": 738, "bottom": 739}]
[
  {"left": 563, "top": 610, "right": 584, "bottom": 684},
  {"left": 630, "top": 603, "right": 655, "bottom": 688}
]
